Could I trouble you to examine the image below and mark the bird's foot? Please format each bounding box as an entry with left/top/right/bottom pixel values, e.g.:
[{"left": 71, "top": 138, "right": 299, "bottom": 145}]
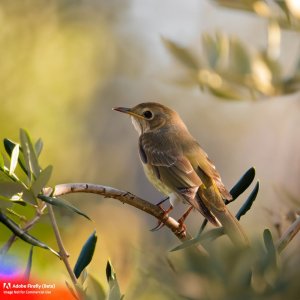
[
  {"left": 150, "top": 202, "right": 173, "bottom": 232},
  {"left": 174, "top": 206, "right": 193, "bottom": 236}
]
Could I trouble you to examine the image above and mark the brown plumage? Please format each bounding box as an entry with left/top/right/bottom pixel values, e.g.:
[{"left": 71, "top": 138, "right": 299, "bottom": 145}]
[{"left": 114, "top": 102, "right": 248, "bottom": 246}]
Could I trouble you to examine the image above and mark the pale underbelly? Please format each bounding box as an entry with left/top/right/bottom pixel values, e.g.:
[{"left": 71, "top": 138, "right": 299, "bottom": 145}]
[{"left": 143, "top": 164, "right": 186, "bottom": 206}]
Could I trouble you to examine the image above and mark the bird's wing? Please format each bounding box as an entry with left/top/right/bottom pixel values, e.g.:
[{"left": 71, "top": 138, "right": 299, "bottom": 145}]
[
  {"left": 139, "top": 133, "right": 202, "bottom": 207},
  {"left": 186, "top": 142, "right": 232, "bottom": 201},
  {"left": 139, "top": 133, "right": 220, "bottom": 225}
]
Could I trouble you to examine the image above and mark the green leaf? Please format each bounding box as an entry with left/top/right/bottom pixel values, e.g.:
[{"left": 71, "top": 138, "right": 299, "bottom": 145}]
[
  {"left": 170, "top": 236, "right": 202, "bottom": 252},
  {"left": 0, "top": 153, "right": 4, "bottom": 170},
  {"left": 0, "top": 211, "right": 59, "bottom": 257},
  {"left": 38, "top": 195, "right": 91, "bottom": 220},
  {"left": 0, "top": 170, "right": 15, "bottom": 183},
  {"left": 236, "top": 181, "right": 259, "bottom": 220},
  {"left": 9, "top": 144, "right": 19, "bottom": 175},
  {"left": 106, "top": 260, "right": 123, "bottom": 300},
  {"left": 207, "top": 85, "right": 241, "bottom": 100},
  {"left": 31, "top": 165, "right": 53, "bottom": 196},
  {"left": 0, "top": 195, "right": 13, "bottom": 209},
  {"left": 162, "top": 37, "right": 200, "bottom": 70},
  {"left": 229, "top": 38, "right": 251, "bottom": 75},
  {"left": 65, "top": 281, "right": 78, "bottom": 300},
  {"left": 35, "top": 138, "right": 43, "bottom": 157},
  {"left": 24, "top": 247, "right": 33, "bottom": 281},
  {"left": 202, "top": 34, "right": 220, "bottom": 68},
  {"left": 87, "top": 274, "right": 106, "bottom": 300},
  {"left": 263, "top": 229, "right": 277, "bottom": 269},
  {"left": 20, "top": 129, "right": 40, "bottom": 180},
  {"left": 0, "top": 194, "right": 26, "bottom": 208},
  {"left": 73, "top": 231, "right": 97, "bottom": 279},
  {"left": 4, "top": 139, "right": 28, "bottom": 176},
  {"left": 229, "top": 167, "right": 256, "bottom": 202}
]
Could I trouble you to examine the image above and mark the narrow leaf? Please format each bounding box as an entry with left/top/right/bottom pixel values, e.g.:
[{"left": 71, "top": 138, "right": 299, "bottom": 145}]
[
  {"left": 35, "top": 138, "right": 43, "bottom": 157},
  {"left": 236, "top": 181, "right": 259, "bottom": 220},
  {"left": 0, "top": 194, "right": 26, "bottom": 207},
  {"left": 20, "top": 129, "right": 40, "bottom": 180},
  {"left": 73, "top": 231, "right": 97, "bottom": 279},
  {"left": 0, "top": 211, "right": 59, "bottom": 257},
  {"left": 87, "top": 275, "right": 106, "bottom": 300},
  {"left": 0, "top": 153, "right": 4, "bottom": 170},
  {"left": 229, "top": 167, "right": 256, "bottom": 202},
  {"left": 106, "top": 260, "right": 123, "bottom": 300},
  {"left": 24, "top": 247, "right": 33, "bottom": 281},
  {"left": 0, "top": 170, "right": 16, "bottom": 183},
  {"left": 9, "top": 144, "right": 19, "bottom": 175},
  {"left": 65, "top": 281, "right": 79, "bottom": 300},
  {"left": 202, "top": 34, "right": 220, "bottom": 68},
  {"left": 263, "top": 229, "right": 277, "bottom": 269},
  {"left": 4, "top": 139, "right": 28, "bottom": 176},
  {"left": 162, "top": 37, "right": 200, "bottom": 70},
  {"left": 31, "top": 165, "right": 53, "bottom": 196},
  {"left": 170, "top": 236, "right": 202, "bottom": 252},
  {"left": 38, "top": 195, "right": 91, "bottom": 220}
]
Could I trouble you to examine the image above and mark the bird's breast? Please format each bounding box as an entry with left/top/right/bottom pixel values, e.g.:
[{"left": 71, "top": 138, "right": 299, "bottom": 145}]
[{"left": 142, "top": 163, "right": 172, "bottom": 196}]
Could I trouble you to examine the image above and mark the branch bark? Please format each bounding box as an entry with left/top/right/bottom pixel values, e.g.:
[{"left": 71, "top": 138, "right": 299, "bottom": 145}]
[
  {"left": 52, "top": 183, "right": 208, "bottom": 256},
  {"left": 276, "top": 215, "right": 300, "bottom": 253}
]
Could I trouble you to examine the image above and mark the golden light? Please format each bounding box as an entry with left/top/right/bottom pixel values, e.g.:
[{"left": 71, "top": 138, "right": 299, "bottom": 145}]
[{"left": 286, "top": 0, "right": 300, "bottom": 18}]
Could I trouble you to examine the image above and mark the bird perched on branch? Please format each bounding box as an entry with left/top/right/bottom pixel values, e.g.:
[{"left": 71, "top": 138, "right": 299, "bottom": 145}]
[{"left": 113, "top": 102, "right": 248, "bottom": 246}]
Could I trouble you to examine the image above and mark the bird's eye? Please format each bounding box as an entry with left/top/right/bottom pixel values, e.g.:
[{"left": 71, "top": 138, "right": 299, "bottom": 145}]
[{"left": 142, "top": 110, "right": 153, "bottom": 119}]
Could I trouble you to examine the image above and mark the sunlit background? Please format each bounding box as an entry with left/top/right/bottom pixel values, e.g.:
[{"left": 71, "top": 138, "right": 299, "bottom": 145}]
[{"left": 1, "top": 0, "right": 300, "bottom": 299}]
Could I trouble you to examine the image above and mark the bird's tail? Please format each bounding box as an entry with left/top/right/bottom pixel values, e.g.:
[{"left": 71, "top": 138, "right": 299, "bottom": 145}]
[
  {"left": 196, "top": 188, "right": 249, "bottom": 247},
  {"left": 195, "top": 193, "right": 221, "bottom": 227}
]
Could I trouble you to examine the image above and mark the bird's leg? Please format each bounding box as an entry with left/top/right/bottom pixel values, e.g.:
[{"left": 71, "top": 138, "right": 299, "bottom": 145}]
[
  {"left": 150, "top": 197, "right": 173, "bottom": 232},
  {"left": 155, "top": 196, "right": 170, "bottom": 208},
  {"left": 176, "top": 206, "right": 193, "bottom": 234}
]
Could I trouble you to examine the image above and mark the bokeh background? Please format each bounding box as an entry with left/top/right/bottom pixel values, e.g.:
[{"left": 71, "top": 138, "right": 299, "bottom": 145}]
[{"left": 1, "top": 0, "right": 300, "bottom": 299}]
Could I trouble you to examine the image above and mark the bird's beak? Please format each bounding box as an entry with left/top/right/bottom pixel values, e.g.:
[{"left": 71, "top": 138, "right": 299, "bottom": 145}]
[{"left": 113, "top": 107, "right": 144, "bottom": 119}]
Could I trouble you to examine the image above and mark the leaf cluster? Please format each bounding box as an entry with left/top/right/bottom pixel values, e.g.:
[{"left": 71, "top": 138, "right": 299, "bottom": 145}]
[{"left": 164, "top": 1, "right": 300, "bottom": 100}]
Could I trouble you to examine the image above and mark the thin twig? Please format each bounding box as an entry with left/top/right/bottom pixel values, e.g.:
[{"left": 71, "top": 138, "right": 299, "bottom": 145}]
[
  {"left": 47, "top": 204, "right": 78, "bottom": 285},
  {"left": 53, "top": 183, "right": 208, "bottom": 256},
  {"left": 276, "top": 215, "right": 300, "bottom": 253}
]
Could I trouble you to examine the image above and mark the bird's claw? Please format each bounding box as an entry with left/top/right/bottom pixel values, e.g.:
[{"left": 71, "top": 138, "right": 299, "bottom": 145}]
[
  {"left": 150, "top": 221, "right": 165, "bottom": 232},
  {"left": 150, "top": 199, "right": 173, "bottom": 232}
]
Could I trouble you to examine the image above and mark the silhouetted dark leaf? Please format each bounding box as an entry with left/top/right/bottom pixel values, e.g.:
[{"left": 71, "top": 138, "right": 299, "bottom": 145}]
[
  {"left": 74, "top": 231, "right": 97, "bottom": 279},
  {"left": 0, "top": 211, "right": 59, "bottom": 256},
  {"left": 106, "top": 260, "right": 123, "bottom": 300},
  {"left": 236, "top": 181, "right": 259, "bottom": 220},
  {"left": 229, "top": 167, "right": 256, "bottom": 202}
]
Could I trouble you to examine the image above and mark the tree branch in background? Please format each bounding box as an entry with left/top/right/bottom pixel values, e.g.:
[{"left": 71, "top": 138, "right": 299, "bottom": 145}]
[{"left": 276, "top": 215, "right": 300, "bottom": 253}]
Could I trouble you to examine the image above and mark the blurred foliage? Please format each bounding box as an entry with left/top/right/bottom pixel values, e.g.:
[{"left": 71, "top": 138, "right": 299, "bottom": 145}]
[
  {"left": 0, "top": 0, "right": 117, "bottom": 181},
  {"left": 0, "top": 130, "right": 125, "bottom": 299},
  {"left": 164, "top": 0, "right": 300, "bottom": 100},
  {"left": 1, "top": 130, "right": 299, "bottom": 299}
]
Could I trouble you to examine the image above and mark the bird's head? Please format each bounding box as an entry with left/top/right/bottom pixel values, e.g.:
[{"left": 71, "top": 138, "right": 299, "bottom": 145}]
[{"left": 113, "top": 102, "right": 183, "bottom": 134}]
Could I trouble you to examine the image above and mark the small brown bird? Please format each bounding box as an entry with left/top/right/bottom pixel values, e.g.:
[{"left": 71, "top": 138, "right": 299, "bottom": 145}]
[{"left": 113, "top": 102, "right": 248, "bottom": 246}]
